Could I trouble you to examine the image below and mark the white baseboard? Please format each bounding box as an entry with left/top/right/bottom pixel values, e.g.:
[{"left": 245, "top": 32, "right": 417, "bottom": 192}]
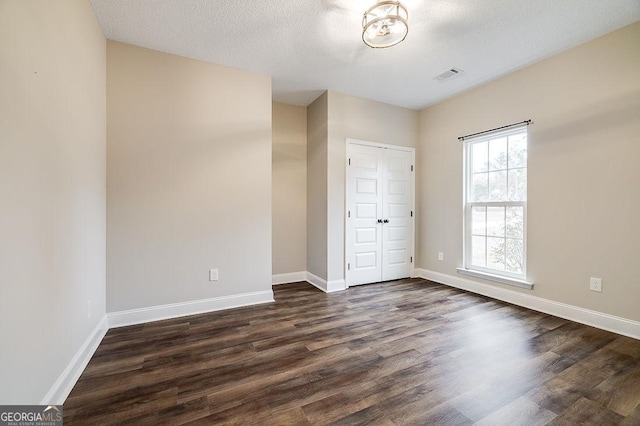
[
  {"left": 304, "top": 272, "right": 347, "bottom": 293},
  {"left": 415, "top": 268, "right": 640, "bottom": 340},
  {"left": 41, "top": 315, "right": 109, "bottom": 405},
  {"left": 306, "top": 271, "right": 328, "bottom": 292},
  {"left": 108, "top": 290, "right": 275, "bottom": 328},
  {"left": 272, "top": 271, "right": 307, "bottom": 285},
  {"left": 45, "top": 290, "right": 274, "bottom": 404},
  {"left": 326, "top": 278, "right": 347, "bottom": 293}
]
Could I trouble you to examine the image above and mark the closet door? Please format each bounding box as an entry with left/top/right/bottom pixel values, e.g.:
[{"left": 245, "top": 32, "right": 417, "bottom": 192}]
[
  {"left": 347, "top": 142, "right": 414, "bottom": 286},
  {"left": 347, "top": 144, "right": 384, "bottom": 286},
  {"left": 381, "top": 149, "right": 413, "bottom": 281}
]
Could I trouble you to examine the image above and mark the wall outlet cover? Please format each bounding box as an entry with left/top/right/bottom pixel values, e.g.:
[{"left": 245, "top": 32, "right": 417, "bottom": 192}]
[{"left": 589, "top": 277, "right": 602, "bottom": 292}]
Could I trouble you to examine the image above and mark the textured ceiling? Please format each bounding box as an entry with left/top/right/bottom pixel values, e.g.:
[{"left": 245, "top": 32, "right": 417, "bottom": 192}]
[{"left": 90, "top": 0, "right": 640, "bottom": 110}]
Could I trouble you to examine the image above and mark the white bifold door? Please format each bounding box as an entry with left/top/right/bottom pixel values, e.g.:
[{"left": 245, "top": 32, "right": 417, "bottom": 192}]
[{"left": 346, "top": 142, "right": 415, "bottom": 286}]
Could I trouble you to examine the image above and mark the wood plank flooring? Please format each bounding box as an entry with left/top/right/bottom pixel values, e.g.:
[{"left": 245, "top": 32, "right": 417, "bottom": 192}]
[{"left": 64, "top": 279, "right": 640, "bottom": 425}]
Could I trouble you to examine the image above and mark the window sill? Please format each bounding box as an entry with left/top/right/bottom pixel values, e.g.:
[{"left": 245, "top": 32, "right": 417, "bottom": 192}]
[{"left": 456, "top": 268, "right": 534, "bottom": 290}]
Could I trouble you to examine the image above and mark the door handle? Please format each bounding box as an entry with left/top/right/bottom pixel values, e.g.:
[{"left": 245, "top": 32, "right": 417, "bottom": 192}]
[
  {"left": 383, "top": 219, "right": 389, "bottom": 223},
  {"left": 377, "top": 219, "right": 383, "bottom": 224}
]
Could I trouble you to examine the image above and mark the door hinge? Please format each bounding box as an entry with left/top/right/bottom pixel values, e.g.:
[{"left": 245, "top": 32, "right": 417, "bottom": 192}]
[
  {"left": 410, "top": 257, "right": 413, "bottom": 263},
  {"left": 348, "top": 263, "right": 351, "bottom": 270},
  {"left": 348, "top": 210, "right": 351, "bottom": 218},
  {"left": 348, "top": 158, "right": 351, "bottom": 166},
  {"left": 411, "top": 210, "right": 413, "bottom": 217},
  {"left": 411, "top": 165, "right": 414, "bottom": 172}
]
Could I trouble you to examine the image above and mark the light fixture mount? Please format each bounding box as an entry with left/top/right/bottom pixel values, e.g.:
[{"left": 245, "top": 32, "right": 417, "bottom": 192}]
[{"left": 362, "top": 1, "right": 409, "bottom": 48}]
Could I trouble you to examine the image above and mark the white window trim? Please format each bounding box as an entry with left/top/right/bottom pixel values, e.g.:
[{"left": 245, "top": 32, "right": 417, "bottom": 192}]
[
  {"left": 456, "top": 267, "right": 533, "bottom": 290},
  {"left": 460, "top": 124, "right": 532, "bottom": 289}
]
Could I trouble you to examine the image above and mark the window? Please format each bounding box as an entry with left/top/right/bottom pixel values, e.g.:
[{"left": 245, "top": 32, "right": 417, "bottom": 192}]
[{"left": 462, "top": 126, "right": 528, "bottom": 285}]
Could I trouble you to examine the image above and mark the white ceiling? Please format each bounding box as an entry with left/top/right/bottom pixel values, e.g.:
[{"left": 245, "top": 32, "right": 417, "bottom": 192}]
[{"left": 89, "top": 0, "right": 640, "bottom": 110}]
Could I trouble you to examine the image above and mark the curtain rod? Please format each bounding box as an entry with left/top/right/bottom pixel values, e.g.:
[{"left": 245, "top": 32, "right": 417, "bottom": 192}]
[{"left": 458, "top": 119, "right": 532, "bottom": 141}]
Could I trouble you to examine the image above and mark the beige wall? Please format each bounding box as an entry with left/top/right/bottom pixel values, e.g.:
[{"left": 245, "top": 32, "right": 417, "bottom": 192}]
[
  {"left": 272, "top": 102, "right": 307, "bottom": 275},
  {"left": 417, "top": 23, "right": 640, "bottom": 321},
  {"left": 327, "top": 91, "right": 419, "bottom": 282},
  {"left": 107, "top": 41, "right": 272, "bottom": 312},
  {"left": 307, "top": 93, "right": 328, "bottom": 279},
  {"left": 0, "top": 0, "right": 106, "bottom": 403}
]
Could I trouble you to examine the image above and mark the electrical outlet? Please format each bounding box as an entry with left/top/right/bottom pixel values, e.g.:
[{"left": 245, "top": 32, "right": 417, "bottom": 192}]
[
  {"left": 438, "top": 252, "right": 444, "bottom": 261},
  {"left": 589, "top": 277, "right": 602, "bottom": 293},
  {"left": 209, "top": 269, "right": 219, "bottom": 281}
]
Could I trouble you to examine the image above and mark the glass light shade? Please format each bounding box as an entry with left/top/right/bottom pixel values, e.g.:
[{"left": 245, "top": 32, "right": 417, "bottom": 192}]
[{"left": 362, "top": 1, "right": 408, "bottom": 48}]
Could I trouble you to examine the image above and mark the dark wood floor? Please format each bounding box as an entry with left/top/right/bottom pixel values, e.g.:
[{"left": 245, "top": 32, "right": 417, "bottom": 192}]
[{"left": 64, "top": 279, "right": 640, "bottom": 425}]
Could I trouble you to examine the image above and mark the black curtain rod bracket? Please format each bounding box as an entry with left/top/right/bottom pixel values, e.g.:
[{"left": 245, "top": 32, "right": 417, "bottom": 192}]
[{"left": 458, "top": 119, "right": 532, "bottom": 141}]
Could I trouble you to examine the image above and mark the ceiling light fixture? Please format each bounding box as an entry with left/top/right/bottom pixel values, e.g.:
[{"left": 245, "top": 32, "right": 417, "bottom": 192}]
[{"left": 362, "top": 1, "right": 408, "bottom": 48}]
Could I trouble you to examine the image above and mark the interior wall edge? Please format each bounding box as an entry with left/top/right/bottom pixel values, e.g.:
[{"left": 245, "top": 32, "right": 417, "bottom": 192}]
[{"left": 41, "top": 315, "right": 109, "bottom": 405}]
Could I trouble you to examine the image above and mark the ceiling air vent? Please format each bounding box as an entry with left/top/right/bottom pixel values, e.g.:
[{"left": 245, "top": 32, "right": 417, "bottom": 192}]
[{"left": 433, "top": 68, "right": 464, "bottom": 81}]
